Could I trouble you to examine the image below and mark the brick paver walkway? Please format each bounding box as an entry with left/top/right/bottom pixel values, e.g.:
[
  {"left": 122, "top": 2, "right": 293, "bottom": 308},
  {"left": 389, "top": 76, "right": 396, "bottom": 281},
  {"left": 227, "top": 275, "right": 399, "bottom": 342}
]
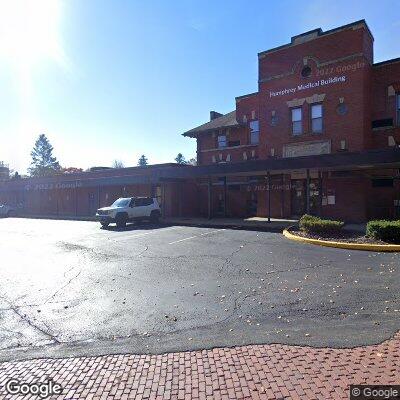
[{"left": 0, "top": 333, "right": 399, "bottom": 399}]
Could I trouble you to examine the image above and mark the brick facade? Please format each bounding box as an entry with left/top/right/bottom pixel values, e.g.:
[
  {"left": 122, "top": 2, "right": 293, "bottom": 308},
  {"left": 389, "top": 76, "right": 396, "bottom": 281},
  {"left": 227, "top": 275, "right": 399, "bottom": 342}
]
[
  {"left": 184, "top": 20, "right": 400, "bottom": 222},
  {"left": 0, "top": 20, "right": 399, "bottom": 223}
]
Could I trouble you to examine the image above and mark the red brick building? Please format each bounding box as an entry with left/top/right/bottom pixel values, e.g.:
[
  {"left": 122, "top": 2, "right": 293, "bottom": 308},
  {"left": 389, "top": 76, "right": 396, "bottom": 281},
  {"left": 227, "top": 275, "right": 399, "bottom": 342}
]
[
  {"left": 183, "top": 20, "right": 400, "bottom": 222},
  {"left": 1, "top": 20, "right": 400, "bottom": 222}
]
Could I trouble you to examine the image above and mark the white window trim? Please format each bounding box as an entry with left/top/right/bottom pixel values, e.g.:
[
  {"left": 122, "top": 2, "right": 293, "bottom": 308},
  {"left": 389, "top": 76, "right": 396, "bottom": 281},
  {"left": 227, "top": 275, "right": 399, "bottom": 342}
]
[
  {"left": 311, "top": 104, "right": 323, "bottom": 133},
  {"left": 291, "top": 107, "right": 302, "bottom": 135},
  {"left": 249, "top": 120, "right": 260, "bottom": 145}
]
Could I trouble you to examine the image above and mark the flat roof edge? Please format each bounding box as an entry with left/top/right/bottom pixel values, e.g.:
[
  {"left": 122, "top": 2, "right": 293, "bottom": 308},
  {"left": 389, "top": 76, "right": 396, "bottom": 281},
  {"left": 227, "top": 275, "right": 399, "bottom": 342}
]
[
  {"left": 258, "top": 19, "right": 373, "bottom": 58},
  {"left": 373, "top": 57, "right": 400, "bottom": 67}
]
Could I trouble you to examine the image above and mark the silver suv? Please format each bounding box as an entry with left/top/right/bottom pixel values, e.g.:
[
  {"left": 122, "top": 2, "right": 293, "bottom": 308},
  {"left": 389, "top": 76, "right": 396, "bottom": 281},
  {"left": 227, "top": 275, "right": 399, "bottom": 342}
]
[{"left": 96, "top": 197, "right": 161, "bottom": 228}]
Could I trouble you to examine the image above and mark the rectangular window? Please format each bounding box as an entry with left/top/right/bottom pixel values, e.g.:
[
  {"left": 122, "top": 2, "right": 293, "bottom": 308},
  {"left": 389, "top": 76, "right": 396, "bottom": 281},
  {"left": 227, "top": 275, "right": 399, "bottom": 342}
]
[
  {"left": 218, "top": 135, "right": 227, "bottom": 148},
  {"left": 372, "top": 118, "right": 394, "bottom": 129},
  {"left": 291, "top": 108, "right": 302, "bottom": 135},
  {"left": 250, "top": 120, "right": 259, "bottom": 144},
  {"left": 311, "top": 104, "right": 323, "bottom": 133},
  {"left": 372, "top": 178, "right": 394, "bottom": 188},
  {"left": 397, "top": 94, "right": 400, "bottom": 126},
  {"left": 228, "top": 140, "right": 240, "bottom": 147}
]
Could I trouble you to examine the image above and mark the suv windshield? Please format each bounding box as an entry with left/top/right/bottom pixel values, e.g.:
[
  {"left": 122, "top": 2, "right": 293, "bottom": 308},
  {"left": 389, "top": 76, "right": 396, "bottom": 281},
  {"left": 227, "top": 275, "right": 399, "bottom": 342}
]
[{"left": 111, "top": 198, "right": 131, "bottom": 207}]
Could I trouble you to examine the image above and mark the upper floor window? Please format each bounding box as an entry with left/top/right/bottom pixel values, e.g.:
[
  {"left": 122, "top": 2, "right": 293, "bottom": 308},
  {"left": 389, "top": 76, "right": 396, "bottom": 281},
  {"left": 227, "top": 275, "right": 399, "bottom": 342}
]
[
  {"left": 291, "top": 108, "right": 302, "bottom": 135},
  {"left": 218, "top": 135, "right": 227, "bottom": 148},
  {"left": 311, "top": 104, "right": 323, "bottom": 133},
  {"left": 397, "top": 94, "right": 400, "bottom": 126},
  {"left": 228, "top": 140, "right": 240, "bottom": 147},
  {"left": 250, "top": 120, "right": 259, "bottom": 144}
]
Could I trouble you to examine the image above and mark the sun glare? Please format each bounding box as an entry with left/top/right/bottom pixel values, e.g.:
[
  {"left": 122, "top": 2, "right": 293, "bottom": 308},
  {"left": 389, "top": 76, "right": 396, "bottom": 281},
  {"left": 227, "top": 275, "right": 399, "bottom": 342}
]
[{"left": 0, "top": 0, "right": 64, "bottom": 69}]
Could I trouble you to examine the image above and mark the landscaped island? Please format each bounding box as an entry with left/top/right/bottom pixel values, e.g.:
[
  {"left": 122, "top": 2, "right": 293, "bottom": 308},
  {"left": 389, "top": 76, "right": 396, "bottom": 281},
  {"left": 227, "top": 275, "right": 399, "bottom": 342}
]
[{"left": 289, "top": 214, "right": 400, "bottom": 246}]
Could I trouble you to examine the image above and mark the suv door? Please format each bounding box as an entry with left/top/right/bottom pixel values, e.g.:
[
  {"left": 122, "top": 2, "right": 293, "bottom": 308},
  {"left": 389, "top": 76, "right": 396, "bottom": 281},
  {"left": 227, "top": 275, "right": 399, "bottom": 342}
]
[
  {"left": 131, "top": 198, "right": 146, "bottom": 218},
  {"left": 128, "top": 198, "right": 138, "bottom": 218}
]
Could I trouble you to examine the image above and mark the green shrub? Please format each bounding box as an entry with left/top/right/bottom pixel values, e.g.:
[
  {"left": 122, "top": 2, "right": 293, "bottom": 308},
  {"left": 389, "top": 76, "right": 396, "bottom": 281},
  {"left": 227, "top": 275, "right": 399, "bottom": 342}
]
[
  {"left": 366, "top": 220, "right": 400, "bottom": 244},
  {"left": 299, "top": 214, "right": 344, "bottom": 235}
]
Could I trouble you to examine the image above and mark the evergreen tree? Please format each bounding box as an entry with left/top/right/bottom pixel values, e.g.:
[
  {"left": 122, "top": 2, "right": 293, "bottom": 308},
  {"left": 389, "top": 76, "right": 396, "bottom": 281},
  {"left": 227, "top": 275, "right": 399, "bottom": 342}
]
[
  {"left": 28, "top": 134, "right": 61, "bottom": 177},
  {"left": 175, "top": 153, "right": 187, "bottom": 164},
  {"left": 137, "top": 155, "right": 148, "bottom": 166}
]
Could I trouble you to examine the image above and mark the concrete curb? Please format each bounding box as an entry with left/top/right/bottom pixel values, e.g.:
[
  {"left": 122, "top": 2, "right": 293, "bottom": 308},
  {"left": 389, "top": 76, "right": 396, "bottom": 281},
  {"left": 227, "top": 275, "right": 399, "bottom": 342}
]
[
  {"left": 283, "top": 227, "right": 400, "bottom": 252},
  {"left": 162, "top": 220, "right": 289, "bottom": 233}
]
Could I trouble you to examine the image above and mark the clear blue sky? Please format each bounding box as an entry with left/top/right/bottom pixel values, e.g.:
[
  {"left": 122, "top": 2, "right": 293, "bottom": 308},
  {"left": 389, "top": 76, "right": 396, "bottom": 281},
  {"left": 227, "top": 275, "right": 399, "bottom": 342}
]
[{"left": 0, "top": 0, "right": 399, "bottom": 174}]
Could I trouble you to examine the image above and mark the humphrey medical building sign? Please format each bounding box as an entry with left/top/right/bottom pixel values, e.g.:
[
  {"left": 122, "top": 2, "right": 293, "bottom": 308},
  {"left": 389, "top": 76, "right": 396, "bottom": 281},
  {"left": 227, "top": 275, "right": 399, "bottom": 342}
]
[{"left": 269, "top": 75, "right": 347, "bottom": 98}]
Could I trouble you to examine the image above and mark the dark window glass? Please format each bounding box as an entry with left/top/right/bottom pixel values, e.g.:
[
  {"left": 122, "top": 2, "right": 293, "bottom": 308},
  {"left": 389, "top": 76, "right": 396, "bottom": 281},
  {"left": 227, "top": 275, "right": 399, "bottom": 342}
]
[
  {"left": 311, "top": 104, "right": 323, "bottom": 133},
  {"left": 112, "top": 198, "right": 130, "bottom": 207},
  {"left": 331, "top": 171, "right": 352, "bottom": 178},
  {"left": 372, "top": 179, "right": 394, "bottom": 188},
  {"left": 291, "top": 108, "right": 302, "bottom": 135},
  {"left": 372, "top": 119, "right": 394, "bottom": 129},
  {"left": 228, "top": 140, "right": 240, "bottom": 147},
  {"left": 250, "top": 120, "right": 259, "bottom": 144},
  {"left": 135, "top": 198, "right": 153, "bottom": 206},
  {"left": 336, "top": 103, "right": 348, "bottom": 115},
  {"left": 301, "top": 66, "right": 311, "bottom": 78},
  {"left": 218, "top": 135, "right": 227, "bottom": 148},
  {"left": 397, "top": 94, "right": 400, "bottom": 126}
]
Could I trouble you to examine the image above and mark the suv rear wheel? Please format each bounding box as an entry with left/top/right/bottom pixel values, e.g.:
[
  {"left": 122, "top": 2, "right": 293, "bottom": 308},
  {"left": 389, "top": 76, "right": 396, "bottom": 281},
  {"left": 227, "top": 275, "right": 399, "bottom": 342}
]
[
  {"left": 150, "top": 210, "right": 161, "bottom": 223},
  {"left": 115, "top": 213, "right": 127, "bottom": 228}
]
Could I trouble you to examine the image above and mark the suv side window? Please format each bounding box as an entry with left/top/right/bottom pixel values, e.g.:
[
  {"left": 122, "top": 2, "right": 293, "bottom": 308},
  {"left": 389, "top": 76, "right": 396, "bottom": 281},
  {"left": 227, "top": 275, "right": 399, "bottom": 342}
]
[
  {"left": 129, "top": 198, "right": 135, "bottom": 207},
  {"left": 134, "top": 198, "right": 153, "bottom": 207},
  {"left": 134, "top": 198, "right": 144, "bottom": 207}
]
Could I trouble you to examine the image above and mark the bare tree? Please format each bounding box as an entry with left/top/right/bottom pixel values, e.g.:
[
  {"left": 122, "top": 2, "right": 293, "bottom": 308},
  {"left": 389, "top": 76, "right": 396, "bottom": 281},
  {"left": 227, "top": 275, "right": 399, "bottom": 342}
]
[{"left": 112, "top": 160, "right": 125, "bottom": 169}]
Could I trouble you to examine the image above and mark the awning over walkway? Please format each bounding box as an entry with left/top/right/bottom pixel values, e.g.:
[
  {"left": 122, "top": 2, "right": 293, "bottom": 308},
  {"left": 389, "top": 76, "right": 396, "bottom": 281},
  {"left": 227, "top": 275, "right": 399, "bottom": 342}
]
[
  {"left": 1, "top": 148, "right": 399, "bottom": 191},
  {"left": 167, "top": 148, "right": 400, "bottom": 179}
]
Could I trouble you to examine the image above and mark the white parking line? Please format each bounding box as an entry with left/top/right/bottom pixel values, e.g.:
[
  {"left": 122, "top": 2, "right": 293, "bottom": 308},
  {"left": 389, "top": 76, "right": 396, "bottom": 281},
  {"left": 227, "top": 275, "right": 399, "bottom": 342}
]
[
  {"left": 112, "top": 226, "right": 183, "bottom": 241},
  {"left": 168, "top": 229, "right": 226, "bottom": 245}
]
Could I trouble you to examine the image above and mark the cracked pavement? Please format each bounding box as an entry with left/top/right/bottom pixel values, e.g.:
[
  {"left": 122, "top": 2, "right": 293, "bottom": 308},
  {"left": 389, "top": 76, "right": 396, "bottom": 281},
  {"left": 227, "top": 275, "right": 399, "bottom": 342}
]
[{"left": 0, "top": 218, "right": 399, "bottom": 362}]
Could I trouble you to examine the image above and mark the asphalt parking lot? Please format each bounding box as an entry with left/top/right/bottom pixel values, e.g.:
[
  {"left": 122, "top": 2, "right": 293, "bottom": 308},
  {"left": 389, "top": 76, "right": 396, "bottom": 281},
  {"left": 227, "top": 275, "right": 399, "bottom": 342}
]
[{"left": 0, "top": 218, "right": 399, "bottom": 362}]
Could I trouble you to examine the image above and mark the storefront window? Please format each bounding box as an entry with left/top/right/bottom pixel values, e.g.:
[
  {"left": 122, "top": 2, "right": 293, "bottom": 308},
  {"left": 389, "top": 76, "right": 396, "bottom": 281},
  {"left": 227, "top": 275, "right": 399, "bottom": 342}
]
[
  {"left": 250, "top": 120, "right": 259, "bottom": 144},
  {"left": 311, "top": 104, "right": 323, "bottom": 133},
  {"left": 291, "top": 108, "right": 302, "bottom": 135}
]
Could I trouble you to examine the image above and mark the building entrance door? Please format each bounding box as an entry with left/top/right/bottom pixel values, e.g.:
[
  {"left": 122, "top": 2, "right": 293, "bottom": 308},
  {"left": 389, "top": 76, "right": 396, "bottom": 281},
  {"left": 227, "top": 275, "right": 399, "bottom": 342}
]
[
  {"left": 88, "top": 192, "right": 98, "bottom": 216},
  {"left": 246, "top": 192, "right": 258, "bottom": 217},
  {"left": 291, "top": 180, "right": 306, "bottom": 217},
  {"left": 291, "top": 179, "right": 320, "bottom": 217}
]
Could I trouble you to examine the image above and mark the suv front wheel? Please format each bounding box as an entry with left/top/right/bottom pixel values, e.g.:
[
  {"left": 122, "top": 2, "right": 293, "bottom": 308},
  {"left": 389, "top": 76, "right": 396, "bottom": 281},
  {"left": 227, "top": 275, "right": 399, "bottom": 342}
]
[{"left": 115, "top": 213, "right": 128, "bottom": 228}]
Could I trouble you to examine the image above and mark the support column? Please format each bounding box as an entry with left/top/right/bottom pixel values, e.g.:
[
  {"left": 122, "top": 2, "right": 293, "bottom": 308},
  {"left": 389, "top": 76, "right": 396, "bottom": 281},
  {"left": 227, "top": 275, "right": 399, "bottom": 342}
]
[
  {"left": 207, "top": 177, "right": 212, "bottom": 220},
  {"left": 223, "top": 177, "right": 227, "bottom": 218},
  {"left": 178, "top": 183, "right": 183, "bottom": 217},
  {"left": 56, "top": 190, "right": 59, "bottom": 216},
  {"left": 267, "top": 171, "right": 271, "bottom": 222},
  {"left": 306, "top": 169, "right": 311, "bottom": 215},
  {"left": 280, "top": 174, "right": 284, "bottom": 218},
  {"left": 318, "top": 171, "right": 323, "bottom": 217},
  {"left": 161, "top": 183, "right": 165, "bottom": 218},
  {"left": 75, "top": 182, "right": 78, "bottom": 216}
]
